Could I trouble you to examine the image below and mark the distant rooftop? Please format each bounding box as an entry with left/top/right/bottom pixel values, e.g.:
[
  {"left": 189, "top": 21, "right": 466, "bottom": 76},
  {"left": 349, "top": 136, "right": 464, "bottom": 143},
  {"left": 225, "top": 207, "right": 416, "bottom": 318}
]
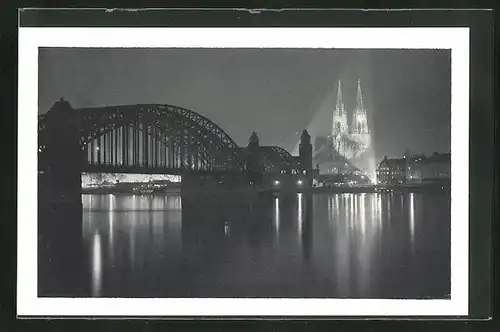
[
  {"left": 417, "top": 152, "right": 451, "bottom": 164},
  {"left": 379, "top": 157, "right": 406, "bottom": 168}
]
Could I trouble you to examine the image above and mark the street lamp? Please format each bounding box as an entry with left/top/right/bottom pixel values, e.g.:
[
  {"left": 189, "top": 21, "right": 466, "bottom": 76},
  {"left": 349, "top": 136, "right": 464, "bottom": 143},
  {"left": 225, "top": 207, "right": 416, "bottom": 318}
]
[
  {"left": 274, "top": 180, "right": 280, "bottom": 185},
  {"left": 297, "top": 180, "right": 303, "bottom": 185}
]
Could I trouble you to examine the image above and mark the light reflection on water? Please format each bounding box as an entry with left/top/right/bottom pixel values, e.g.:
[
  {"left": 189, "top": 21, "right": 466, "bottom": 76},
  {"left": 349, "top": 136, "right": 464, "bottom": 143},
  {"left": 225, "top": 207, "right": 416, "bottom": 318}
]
[
  {"left": 82, "top": 194, "right": 182, "bottom": 211},
  {"left": 91, "top": 232, "right": 102, "bottom": 297},
  {"left": 273, "top": 197, "right": 280, "bottom": 240},
  {"left": 78, "top": 192, "right": 450, "bottom": 299},
  {"left": 409, "top": 193, "right": 416, "bottom": 254},
  {"left": 297, "top": 193, "right": 303, "bottom": 246}
]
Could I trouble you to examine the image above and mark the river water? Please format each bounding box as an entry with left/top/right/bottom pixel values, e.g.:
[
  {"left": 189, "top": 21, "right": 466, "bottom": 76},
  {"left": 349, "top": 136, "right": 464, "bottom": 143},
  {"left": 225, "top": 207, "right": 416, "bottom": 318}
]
[{"left": 39, "top": 191, "right": 450, "bottom": 299}]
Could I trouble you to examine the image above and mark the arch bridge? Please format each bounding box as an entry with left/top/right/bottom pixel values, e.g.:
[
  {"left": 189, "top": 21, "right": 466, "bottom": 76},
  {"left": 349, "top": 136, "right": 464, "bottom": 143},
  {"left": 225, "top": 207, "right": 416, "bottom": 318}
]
[{"left": 38, "top": 101, "right": 301, "bottom": 177}]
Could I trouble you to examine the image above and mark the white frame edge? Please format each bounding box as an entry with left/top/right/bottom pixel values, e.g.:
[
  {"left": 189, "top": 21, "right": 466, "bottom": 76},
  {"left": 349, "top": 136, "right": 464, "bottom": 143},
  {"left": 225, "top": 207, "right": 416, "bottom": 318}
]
[{"left": 17, "top": 27, "right": 469, "bottom": 317}]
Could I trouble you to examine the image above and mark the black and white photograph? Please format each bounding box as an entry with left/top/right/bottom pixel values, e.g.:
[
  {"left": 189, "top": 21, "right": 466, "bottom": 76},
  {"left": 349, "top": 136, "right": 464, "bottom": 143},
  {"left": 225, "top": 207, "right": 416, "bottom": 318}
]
[
  {"left": 17, "top": 23, "right": 475, "bottom": 317},
  {"left": 38, "top": 47, "right": 453, "bottom": 299}
]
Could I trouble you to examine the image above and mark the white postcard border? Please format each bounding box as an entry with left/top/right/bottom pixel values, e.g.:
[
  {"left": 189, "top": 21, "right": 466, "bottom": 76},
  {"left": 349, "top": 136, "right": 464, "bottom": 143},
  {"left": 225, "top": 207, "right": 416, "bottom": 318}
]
[{"left": 18, "top": 27, "right": 469, "bottom": 317}]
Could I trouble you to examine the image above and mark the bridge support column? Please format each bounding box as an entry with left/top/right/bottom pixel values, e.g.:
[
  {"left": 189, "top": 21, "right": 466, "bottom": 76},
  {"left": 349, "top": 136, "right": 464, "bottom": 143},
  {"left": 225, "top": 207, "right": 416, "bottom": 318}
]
[
  {"left": 38, "top": 99, "right": 88, "bottom": 296},
  {"left": 39, "top": 99, "right": 83, "bottom": 210}
]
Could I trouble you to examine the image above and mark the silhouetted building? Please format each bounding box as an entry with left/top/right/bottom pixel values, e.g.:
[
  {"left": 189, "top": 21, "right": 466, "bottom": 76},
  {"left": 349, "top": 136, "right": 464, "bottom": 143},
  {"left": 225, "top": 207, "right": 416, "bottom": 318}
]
[
  {"left": 299, "top": 129, "right": 313, "bottom": 172},
  {"left": 404, "top": 148, "right": 411, "bottom": 182},
  {"left": 244, "top": 131, "right": 264, "bottom": 185},
  {"left": 299, "top": 129, "right": 314, "bottom": 186},
  {"left": 408, "top": 152, "right": 451, "bottom": 183},
  {"left": 377, "top": 156, "right": 406, "bottom": 185}
]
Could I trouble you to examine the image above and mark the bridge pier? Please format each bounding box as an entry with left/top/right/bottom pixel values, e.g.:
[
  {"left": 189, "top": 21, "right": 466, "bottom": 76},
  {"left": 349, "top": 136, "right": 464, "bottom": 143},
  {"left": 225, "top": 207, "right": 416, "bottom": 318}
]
[
  {"left": 38, "top": 99, "right": 89, "bottom": 296},
  {"left": 38, "top": 99, "right": 83, "bottom": 206}
]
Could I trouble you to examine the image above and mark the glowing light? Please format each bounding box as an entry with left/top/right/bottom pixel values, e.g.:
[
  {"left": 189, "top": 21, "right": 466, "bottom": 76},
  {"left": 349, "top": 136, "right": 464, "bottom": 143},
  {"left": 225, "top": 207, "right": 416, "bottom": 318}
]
[
  {"left": 132, "top": 194, "right": 137, "bottom": 210},
  {"left": 91, "top": 232, "right": 102, "bottom": 297},
  {"left": 349, "top": 194, "right": 355, "bottom": 229},
  {"left": 129, "top": 214, "right": 137, "bottom": 269},
  {"left": 377, "top": 194, "right": 383, "bottom": 230},
  {"left": 297, "top": 193, "right": 303, "bottom": 237},
  {"left": 108, "top": 194, "right": 115, "bottom": 211},
  {"left": 108, "top": 208, "right": 115, "bottom": 263},
  {"left": 273, "top": 197, "right": 280, "bottom": 237},
  {"left": 360, "top": 194, "right": 366, "bottom": 237},
  {"left": 81, "top": 172, "right": 181, "bottom": 188},
  {"left": 409, "top": 193, "right": 416, "bottom": 249},
  {"left": 370, "top": 194, "right": 377, "bottom": 226},
  {"left": 274, "top": 180, "right": 280, "bottom": 185},
  {"left": 297, "top": 180, "right": 303, "bottom": 185}
]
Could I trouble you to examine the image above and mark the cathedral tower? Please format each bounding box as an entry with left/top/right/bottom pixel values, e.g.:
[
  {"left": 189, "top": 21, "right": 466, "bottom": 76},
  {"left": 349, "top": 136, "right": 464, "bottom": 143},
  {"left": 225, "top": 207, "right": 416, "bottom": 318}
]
[
  {"left": 299, "top": 129, "right": 313, "bottom": 172},
  {"left": 331, "top": 80, "right": 348, "bottom": 154},
  {"left": 245, "top": 131, "right": 264, "bottom": 185},
  {"left": 350, "top": 79, "right": 371, "bottom": 149}
]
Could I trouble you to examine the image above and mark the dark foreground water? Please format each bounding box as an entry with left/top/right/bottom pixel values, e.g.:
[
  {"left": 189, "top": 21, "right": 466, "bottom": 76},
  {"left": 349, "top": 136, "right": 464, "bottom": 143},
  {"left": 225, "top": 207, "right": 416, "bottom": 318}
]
[{"left": 39, "top": 191, "right": 450, "bottom": 299}]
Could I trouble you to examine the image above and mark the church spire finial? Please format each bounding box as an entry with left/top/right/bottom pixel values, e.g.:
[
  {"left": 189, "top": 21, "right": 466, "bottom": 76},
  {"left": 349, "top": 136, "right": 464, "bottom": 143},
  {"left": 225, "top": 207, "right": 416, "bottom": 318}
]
[
  {"left": 336, "top": 80, "right": 344, "bottom": 112},
  {"left": 356, "top": 78, "right": 365, "bottom": 111}
]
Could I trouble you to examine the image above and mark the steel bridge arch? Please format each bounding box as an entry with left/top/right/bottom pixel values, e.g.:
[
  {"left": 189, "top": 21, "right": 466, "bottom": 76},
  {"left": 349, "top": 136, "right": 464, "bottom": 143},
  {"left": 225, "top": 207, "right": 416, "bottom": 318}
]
[
  {"left": 261, "top": 146, "right": 300, "bottom": 173},
  {"left": 39, "top": 103, "right": 245, "bottom": 172}
]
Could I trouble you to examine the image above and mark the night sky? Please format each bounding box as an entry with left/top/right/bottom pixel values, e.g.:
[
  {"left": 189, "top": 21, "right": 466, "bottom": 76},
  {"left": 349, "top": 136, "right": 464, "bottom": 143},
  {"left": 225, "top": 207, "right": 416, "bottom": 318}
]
[{"left": 39, "top": 48, "right": 451, "bottom": 160}]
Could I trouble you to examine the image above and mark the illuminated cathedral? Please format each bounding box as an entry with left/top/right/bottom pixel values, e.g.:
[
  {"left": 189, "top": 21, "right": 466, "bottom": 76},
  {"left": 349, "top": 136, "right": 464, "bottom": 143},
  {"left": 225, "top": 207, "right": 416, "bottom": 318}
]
[
  {"left": 313, "top": 79, "right": 373, "bottom": 176},
  {"left": 331, "top": 79, "right": 371, "bottom": 160}
]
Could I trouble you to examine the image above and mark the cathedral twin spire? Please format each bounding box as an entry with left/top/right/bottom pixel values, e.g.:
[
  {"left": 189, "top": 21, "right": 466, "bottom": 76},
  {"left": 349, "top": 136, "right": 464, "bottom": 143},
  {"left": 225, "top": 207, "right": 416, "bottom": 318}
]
[
  {"left": 335, "top": 80, "right": 345, "bottom": 115},
  {"left": 332, "top": 78, "right": 368, "bottom": 137},
  {"left": 332, "top": 80, "right": 348, "bottom": 137},
  {"left": 355, "top": 78, "right": 365, "bottom": 111}
]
